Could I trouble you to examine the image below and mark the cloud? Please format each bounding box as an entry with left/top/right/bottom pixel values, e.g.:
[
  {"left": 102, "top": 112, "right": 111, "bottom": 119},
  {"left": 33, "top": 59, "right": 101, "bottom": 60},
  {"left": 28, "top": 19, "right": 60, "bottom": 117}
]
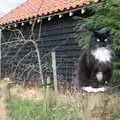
[{"left": 0, "top": 0, "right": 27, "bottom": 18}]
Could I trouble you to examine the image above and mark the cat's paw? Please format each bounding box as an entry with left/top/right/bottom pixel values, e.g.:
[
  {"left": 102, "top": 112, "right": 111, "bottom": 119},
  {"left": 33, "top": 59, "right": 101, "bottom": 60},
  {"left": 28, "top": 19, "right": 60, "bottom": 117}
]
[{"left": 82, "top": 86, "right": 105, "bottom": 92}]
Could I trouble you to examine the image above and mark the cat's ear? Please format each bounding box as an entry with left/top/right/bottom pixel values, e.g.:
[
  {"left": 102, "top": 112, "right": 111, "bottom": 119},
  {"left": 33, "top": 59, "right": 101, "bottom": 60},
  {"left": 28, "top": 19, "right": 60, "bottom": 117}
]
[
  {"left": 88, "top": 27, "right": 99, "bottom": 35},
  {"left": 105, "top": 29, "right": 111, "bottom": 35}
]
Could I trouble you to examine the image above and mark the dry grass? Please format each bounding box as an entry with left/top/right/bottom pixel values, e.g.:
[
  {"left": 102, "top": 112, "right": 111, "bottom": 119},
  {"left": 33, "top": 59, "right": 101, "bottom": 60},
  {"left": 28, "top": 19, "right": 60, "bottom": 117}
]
[
  {"left": 10, "top": 84, "right": 44, "bottom": 102},
  {"left": 10, "top": 84, "right": 81, "bottom": 104},
  {"left": 10, "top": 83, "right": 120, "bottom": 117}
]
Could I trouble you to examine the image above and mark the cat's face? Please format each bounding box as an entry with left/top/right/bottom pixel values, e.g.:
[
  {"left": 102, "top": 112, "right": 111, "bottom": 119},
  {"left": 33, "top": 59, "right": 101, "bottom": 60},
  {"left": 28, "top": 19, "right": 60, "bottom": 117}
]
[{"left": 89, "top": 28, "right": 113, "bottom": 50}]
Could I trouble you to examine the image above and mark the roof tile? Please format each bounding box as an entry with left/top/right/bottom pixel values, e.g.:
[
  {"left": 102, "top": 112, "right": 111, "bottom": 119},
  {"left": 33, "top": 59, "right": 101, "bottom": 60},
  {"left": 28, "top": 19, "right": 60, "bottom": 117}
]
[{"left": 0, "top": 0, "right": 85, "bottom": 24}]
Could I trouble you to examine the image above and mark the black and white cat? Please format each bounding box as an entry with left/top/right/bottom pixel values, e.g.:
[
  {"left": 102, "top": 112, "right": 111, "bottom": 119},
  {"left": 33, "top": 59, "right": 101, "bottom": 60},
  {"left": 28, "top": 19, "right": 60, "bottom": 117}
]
[{"left": 72, "top": 28, "right": 114, "bottom": 92}]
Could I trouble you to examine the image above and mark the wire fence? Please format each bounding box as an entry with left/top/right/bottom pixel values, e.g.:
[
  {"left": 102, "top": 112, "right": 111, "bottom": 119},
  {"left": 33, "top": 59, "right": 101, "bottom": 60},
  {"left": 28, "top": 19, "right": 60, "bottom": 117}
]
[
  {"left": 1, "top": 23, "right": 120, "bottom": 93},
  {"left": 0, "top": 23, "right": 78, "bottom": 89}
]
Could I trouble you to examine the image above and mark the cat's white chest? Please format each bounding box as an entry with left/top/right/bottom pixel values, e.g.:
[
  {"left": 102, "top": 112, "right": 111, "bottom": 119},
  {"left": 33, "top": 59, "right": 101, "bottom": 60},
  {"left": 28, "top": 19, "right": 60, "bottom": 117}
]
[
  {"left": 91, "top": 47, "right": 111, "bottom": 63},
  {"left": 96, "top": 72, "right": 103, "bottom": 81}
]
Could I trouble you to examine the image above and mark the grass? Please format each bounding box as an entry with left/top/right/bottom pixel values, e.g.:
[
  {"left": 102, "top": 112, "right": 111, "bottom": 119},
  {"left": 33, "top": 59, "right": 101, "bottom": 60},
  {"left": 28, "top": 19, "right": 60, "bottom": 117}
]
[
  {"left": 8, "top": 98, "right": 81, "bottom": 120},
  {"left": 106, "top": 115, "right": 120, "bottom": 120},
  {"left": 8, "top": 98, "right": 120, "bottom": 120}
]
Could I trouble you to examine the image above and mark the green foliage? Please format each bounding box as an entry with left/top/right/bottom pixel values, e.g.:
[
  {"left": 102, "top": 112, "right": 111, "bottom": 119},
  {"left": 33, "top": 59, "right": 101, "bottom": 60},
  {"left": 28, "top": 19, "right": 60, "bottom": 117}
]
[
  {"left": 113, "top": 62, "right": 120, "bottom": 84},
  {"left": 8, "top": 98, "right": 81, "bottom": 120},
  {"left": 72, "top": 0, "right": 120, "bottom": 85}
]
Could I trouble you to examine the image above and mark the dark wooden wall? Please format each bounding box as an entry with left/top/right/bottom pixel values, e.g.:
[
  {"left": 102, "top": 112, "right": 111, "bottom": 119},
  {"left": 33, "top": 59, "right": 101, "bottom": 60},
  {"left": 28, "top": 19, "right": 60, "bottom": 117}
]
[{"left": 1, "top": 16, "right": 81, "bottom": 83}]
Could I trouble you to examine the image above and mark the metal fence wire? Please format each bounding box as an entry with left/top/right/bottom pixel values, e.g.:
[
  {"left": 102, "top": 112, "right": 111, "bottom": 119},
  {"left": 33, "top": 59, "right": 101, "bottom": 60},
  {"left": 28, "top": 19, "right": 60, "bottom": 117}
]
[{"left": 1, "top": 26, "right": 79, "bottom": 87}]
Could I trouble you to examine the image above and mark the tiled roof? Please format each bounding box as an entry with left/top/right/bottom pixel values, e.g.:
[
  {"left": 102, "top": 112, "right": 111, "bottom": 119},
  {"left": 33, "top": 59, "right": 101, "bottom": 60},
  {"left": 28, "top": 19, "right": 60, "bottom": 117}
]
[{"left": 0, "top": 0, "right": 86, "bottom": 25}]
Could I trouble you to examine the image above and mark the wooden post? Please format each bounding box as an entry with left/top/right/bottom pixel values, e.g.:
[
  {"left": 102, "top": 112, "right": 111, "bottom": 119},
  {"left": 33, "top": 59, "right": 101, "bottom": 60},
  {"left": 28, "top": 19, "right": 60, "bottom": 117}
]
[
  {"left": 0, "top": 29, "right": 1, "bottom": 79},
  {"left": 43, "top": 76, "right": 51, "bottom": 114},
  {"left": 51, "top": 51, "right": 58, "bottom": 104},
  {"left": 83, "top": 92, "right": 108, "bottom": 120},
  {"left": 0, "top": 80, "right": 11, "bottom": 120}
]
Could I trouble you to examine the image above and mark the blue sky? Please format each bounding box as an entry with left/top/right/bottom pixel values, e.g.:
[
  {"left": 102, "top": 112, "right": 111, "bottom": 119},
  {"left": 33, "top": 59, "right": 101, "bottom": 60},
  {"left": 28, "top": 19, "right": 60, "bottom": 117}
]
[{"left": 0, "top": 0, "right": 27, "bottom": 18}]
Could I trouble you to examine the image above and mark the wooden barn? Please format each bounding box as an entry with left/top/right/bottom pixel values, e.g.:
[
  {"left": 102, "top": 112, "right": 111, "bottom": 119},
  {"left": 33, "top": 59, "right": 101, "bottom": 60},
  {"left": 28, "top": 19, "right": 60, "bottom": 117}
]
[{"left": 0, "top": 0, "right": 98, "bottom": 85}]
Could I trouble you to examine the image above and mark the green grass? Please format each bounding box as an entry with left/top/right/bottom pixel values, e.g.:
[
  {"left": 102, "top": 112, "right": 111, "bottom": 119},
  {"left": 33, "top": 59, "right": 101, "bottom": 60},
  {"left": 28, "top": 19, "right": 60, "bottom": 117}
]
[
  {"left": 106, "top": 115, "right": 120, "bottom": 120},
  {"left": 8, "top": 98, "right": 120, "bottom": 120},
  {"left": 8, "top": 98, "right": 81, "bottom": 120}
]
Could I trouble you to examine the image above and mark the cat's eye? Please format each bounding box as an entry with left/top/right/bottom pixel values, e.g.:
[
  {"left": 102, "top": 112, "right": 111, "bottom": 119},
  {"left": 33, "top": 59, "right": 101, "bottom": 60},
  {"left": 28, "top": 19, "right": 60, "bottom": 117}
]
[
  {"left": 104, "top": 39, "right": 108, "bottom": 42},
  {"left": 96, "top": 39, "right": 100, "bottom": 42}
]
